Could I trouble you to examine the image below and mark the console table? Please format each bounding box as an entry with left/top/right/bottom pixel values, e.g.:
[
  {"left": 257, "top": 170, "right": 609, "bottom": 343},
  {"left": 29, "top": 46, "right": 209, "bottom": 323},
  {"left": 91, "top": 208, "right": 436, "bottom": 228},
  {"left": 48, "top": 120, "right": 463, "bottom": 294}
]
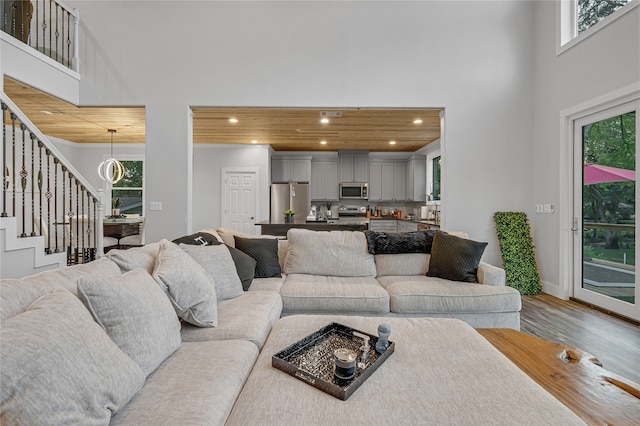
[{"left": 477, "top": 328, "right": 640, "bottom": 425}]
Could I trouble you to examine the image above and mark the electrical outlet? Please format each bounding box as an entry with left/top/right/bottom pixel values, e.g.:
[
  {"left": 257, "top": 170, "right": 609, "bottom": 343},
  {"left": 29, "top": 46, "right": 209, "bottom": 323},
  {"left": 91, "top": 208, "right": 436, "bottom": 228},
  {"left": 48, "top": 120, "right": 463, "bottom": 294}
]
[
  {"left": 535, "top": 204, "right": 543, "bottom": 214},
  {"left": 150, "top": 201, "right": 163, "bottom": 211},
  {"left": 543, "top": 204, "right": 555, "bottom": 214}
]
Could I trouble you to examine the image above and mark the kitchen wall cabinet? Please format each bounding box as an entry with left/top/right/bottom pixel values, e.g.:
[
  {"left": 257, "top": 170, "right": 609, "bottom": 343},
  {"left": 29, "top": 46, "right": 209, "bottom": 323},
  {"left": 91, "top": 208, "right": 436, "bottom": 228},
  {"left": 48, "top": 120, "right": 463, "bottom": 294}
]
[
  {"left": 406, "top": 156, "right": 426, "bottom": 202},
  {"left": 272, "top": 157, "right": 312, "bottom": 183},
  {"left": 310, "top": 160, "right": 339, "bottom": 201},
  {"left": 339, "top": 152, "right": 369, "bottom": 183},
  {"left": 369, "top": 160, "right": 406, "bottom": 201}
]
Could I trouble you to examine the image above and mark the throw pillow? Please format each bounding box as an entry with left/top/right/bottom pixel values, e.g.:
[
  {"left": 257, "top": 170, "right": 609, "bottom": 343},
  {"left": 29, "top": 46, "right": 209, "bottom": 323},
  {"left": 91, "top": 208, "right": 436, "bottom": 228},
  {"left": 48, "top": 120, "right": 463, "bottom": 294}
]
[
  {"left": 364, "top": 230, "right": 437, "bottom": 254},
  {"left": 234, "top": 236, "right": 282, "bottom": 278},
  {"left": 180, "top": 244, "right": 244, "bottom": 300},
  {"left": 107, "top": 242, "right": 159, "bottom": 274},
  {"left": 152, "top": 239, "right": 218, "bottom": 327},
  {"left": 0, "top": 288, "right": 145, "bottom": 425},
  {"left": 172, "top": 232, "right": 222, "bottom": 246},
  {"left": 426, "top": 231, "right": 488, "bottom": 283},
  {"left": 77, "top": 269, "right": 182, "bottom": 377},
  {"left": 227, "top": 246, "right": 257, "bottom": 290}
]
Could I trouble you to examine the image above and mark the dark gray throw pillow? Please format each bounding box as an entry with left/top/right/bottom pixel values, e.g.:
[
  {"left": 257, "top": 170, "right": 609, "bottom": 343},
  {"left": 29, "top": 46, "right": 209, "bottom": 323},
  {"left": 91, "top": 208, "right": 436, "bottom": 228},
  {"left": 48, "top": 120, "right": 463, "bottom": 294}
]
[
  {"left": 365, "top": 230, "right": 437, "bottom": 255},
  {"left": 227, "top": 246, "right": 257, "bottom": 290},
  {"left": 234, "top": 236, "right": 282, "bottom": 278},
  {"left": 172, "top": 232, "right": 220, "bottom": 246},
  {"left": 426, "top": 231, "right": 487, "bottom": 283}
]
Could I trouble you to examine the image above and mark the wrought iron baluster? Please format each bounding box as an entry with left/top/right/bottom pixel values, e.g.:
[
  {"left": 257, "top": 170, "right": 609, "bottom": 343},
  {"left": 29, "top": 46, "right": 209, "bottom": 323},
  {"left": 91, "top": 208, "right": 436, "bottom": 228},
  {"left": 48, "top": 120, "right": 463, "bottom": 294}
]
[
  {"left": 25, "top": 2, "right": 32, "bottom": 45},
  {"left": 48, "top": 0, "right": 52, "bottom": 61},
  {"left": 69, "top": 172, "right": 76, "bottom": 265},
  {"left": 30, "top": 133, "right": 36, "bottom": 236},
  {"left": 35, "top": 0, "right": 38, "bottom": 50},
  {"left": 80, "top": 184, "right": 85, "bottom": 262},
  {"left": 1, "top": 102, "right": 7, "bottom": 217},
  {"left": 53, "top": 158, "right": 59, "bottom": 253},
  {"left": 11, "top": 112, "right": 16, "bottom": 217},
  {"left": 66, "top": 10, "right": 70, "bottom": 68},
  {"left": 54, "top": 2, "right": 59, "bottom": 62},
  {"left": 19, "top": 123, "right": 27, "bottom": 237},
  {"left": 93, "top": 198, "right": 97, "bottom": 253},
  {"left": 45, "top": 147, "right": 52, "bottom": 253},
  {"left": 61, "top": 164, "right": 66, "bottom": 258}
]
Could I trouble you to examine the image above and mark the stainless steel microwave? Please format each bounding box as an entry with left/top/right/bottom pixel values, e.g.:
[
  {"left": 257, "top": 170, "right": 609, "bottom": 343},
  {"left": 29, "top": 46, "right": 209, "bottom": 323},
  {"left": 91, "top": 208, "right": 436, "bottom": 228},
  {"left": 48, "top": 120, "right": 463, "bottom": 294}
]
[{"left": 339, "top": 183, "right": 368, "bottom": 199}]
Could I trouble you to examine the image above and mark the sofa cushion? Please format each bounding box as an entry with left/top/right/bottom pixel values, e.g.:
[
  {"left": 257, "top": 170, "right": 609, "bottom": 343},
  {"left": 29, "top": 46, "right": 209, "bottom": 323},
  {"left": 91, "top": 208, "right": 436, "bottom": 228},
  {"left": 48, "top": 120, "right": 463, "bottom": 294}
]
[
  {"left": 284, "top": 229, "right": 376, "bottom": 277},
  {"left": 365, "top": 230, "right": 437, "bottom": 254},
  {"left": 427, "top": 231, "right": 487, "bottom": 283},
  {"left": 181, "top": 243, "right": 244, "bottom": 300},
  {"left": 77, "top": 269, "right": 182, "bottom": 377},
  {"left": 181, "top": 290, "right": 283, "bottom": 349},
  {"left": 152, "top": 239, "right": 218, "bottom": 327},
  {"left": 247, "top": 276, "right": 286, "bottom": 293},
  {"left": 377, "top": 275, "right": 522, "bottom": 314},
  {"left": 0, "top": 257, "right": 121, "bottom": 320},
  {"left": 234, "top": 236, "right": 282, "bottom": 278},
  {"left": 110, "top": 340, "right": 258, "bottom": 426},
  {"left": 375, "top": 253, "right": 431, "bottom": 276},
  {"left": 107, "top": 242, "right": 160, "bottom": 274},
  {"left": 281, "top": 274, "right": 389, "bottom": 314},
  {"left": 0, "top": 288, "right": 144, "bottom": 425}
]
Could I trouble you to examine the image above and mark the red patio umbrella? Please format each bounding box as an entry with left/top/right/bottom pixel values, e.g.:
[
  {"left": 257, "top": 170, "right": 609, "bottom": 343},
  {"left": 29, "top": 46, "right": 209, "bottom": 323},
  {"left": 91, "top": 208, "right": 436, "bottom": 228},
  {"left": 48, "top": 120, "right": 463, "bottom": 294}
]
[{"left": 584, "top": 163, "right": 635, "bottom": 185}]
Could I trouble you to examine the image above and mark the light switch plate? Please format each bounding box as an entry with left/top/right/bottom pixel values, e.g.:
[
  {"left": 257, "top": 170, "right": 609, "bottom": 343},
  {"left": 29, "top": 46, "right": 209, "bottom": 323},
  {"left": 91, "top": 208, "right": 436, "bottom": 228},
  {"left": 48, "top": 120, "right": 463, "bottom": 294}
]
[{"left": 150, "top": 201, "right": 163, "bottom": 211}]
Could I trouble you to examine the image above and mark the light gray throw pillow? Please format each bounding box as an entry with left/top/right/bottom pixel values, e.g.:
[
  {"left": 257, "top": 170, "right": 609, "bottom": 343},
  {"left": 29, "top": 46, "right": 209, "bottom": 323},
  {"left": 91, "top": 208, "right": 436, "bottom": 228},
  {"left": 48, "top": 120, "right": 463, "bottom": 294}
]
[
  {"left": 78, "top": 268, "right": 182, "bottom": 377},
  {"left": 0, "top": 288, "right": 145, "bottom": 425},
  {"left": 153, "top": 239, "right": 218, "bottom": 327},
  {"left": 181, "top": 243, "right": 244, "bottom": 300},
  {"left": 107, "top": 242, "right": 160, "bottom": 274}
]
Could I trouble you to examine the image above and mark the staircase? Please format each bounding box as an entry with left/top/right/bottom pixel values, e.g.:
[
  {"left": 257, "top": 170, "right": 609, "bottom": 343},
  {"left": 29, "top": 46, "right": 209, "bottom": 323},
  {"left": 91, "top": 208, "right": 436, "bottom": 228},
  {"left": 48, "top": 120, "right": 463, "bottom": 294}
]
[{"left": 1, "top": 93, "right": 106, "bottom": 279}]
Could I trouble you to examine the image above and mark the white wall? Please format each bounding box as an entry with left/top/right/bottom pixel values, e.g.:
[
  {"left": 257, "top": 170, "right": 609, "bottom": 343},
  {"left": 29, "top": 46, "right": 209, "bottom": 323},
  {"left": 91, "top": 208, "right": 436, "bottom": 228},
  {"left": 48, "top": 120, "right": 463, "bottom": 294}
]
[
  {"left": 532, "top": 2, "right": 639, "bottom": 297},
  {"left": 58, "top": 0, "right": 535, "bottom": 265}
]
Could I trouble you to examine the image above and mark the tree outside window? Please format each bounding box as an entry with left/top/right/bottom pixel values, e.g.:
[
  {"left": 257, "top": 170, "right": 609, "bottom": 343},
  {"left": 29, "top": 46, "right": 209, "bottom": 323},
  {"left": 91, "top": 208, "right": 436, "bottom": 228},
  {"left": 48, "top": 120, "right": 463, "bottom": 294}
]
[
  {"left": 578, "top": 0, "right": 630, "bottom": 34},
  {"left": 112, "top": 161, "right": 143, "bottom": 215},
  {"left": 432, "top": 156, "right": 441, "bottom": 201}
]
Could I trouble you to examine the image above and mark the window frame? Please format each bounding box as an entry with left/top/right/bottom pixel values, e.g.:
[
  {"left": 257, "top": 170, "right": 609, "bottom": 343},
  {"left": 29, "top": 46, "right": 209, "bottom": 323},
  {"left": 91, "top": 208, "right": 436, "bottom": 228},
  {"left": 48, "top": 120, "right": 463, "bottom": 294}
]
[{"left": 557, "top": 0, "right": 638, "bottom": 56}]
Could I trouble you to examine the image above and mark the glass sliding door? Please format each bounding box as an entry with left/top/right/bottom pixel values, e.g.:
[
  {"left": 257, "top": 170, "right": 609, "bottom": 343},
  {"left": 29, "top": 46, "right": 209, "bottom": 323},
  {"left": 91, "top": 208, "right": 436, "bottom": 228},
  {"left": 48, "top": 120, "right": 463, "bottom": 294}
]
[{"left": 574, "top": 101, "right": 639, "bottom": 321}]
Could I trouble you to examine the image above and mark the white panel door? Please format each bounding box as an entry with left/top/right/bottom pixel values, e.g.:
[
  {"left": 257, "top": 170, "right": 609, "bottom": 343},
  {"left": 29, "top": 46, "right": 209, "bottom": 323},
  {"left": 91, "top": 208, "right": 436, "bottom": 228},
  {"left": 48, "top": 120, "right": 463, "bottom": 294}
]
[{"left": 223, "top": 170, "right": 257, "bottom": 234}]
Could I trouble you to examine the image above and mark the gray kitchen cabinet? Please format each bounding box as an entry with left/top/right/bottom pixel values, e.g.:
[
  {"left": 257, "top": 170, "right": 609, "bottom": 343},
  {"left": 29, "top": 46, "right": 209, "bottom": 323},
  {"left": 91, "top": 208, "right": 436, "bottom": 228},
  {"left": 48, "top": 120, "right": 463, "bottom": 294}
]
[
  {"left": 369, "top": 160, "right": 407, "bottom": 201},
  {"left": 272, "top": 157, "right": 312, "bottom": 182},
  {"left": 369, "top": 220, "right": 397, "bottom": 233},
  {"left": 406, "top": 156, "right": 426, "bottom": 202},
  {"left": 339, "top": 152, "right": 369, "bottom": 183},
  {"left": 397, "top": 220, "right": 418, "bottom": 233},
  {"left": 311, "top": 160, "right": 339, "bottom": 201}
]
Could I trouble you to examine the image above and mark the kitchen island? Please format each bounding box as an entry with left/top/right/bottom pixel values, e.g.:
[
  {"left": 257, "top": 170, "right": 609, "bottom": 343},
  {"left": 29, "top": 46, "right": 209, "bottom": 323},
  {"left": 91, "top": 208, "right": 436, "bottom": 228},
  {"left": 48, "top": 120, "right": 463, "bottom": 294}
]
[{"left": 256, "top": 220, "right": 367, "bottom": 237}]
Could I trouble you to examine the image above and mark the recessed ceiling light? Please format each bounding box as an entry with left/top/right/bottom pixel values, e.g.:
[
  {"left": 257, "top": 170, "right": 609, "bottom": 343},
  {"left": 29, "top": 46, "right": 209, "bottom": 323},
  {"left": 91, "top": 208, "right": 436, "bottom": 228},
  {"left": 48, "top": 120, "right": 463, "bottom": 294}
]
[
  {"left": 389, "top": 140, "right": 397, "bottom": 145},
  {"left": 320, "top": 118, "right": 329, "bottom": 124},
  {"left": 229, "top": 118, "right": 238, "bottom": 123},
  {"left": 320, "top": 140, "right": 327, "bottom": 145},
  {"left": 251, "top": 140, "right": 258, "bottom": 144},
  {"left": 413, "top": 119, "right": 423, "bottom": 124}
]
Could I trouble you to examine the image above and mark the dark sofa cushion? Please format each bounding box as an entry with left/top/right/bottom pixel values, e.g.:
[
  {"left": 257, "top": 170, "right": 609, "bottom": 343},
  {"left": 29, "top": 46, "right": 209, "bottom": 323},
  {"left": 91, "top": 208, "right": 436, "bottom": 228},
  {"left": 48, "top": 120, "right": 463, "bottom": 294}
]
[
  {"left": 234, "top": 236, "right": 282, "bottom": 278},
  {"left": 426, "top": 231, "right": 487, "bottom": 283},
  {"left": 364, "top": 230, "right": 437, "bottom": 255}
]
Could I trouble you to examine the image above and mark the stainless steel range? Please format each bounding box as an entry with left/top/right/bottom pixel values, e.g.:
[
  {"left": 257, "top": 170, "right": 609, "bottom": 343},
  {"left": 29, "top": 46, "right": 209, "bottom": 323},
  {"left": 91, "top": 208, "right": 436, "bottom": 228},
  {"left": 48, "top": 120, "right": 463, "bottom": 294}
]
[{"left": 334, "top": 206, "right": 369, "bottom": 225}]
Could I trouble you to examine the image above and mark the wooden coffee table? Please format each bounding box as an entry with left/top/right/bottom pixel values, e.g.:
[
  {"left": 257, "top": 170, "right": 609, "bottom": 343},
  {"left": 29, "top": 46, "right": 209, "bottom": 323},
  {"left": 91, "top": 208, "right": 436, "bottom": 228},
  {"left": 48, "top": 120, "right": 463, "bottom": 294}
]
[{"left": 477, "top": 328, "right": 640, "bottom": 425}]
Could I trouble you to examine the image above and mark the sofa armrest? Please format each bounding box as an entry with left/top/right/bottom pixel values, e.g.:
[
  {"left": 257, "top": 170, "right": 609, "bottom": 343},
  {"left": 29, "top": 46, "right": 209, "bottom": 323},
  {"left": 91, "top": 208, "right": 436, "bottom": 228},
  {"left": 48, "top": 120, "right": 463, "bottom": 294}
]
[{"left": 477, "top": 262, "right": 506, "bottom": 286}]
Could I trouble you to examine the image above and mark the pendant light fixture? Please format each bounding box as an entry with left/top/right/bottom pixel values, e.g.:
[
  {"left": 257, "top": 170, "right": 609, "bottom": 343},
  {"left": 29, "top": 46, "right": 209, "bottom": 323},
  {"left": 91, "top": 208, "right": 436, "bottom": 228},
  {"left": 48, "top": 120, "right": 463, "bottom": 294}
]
[{"left": 98, "top": 129, "right": 125, "bottom": 184}]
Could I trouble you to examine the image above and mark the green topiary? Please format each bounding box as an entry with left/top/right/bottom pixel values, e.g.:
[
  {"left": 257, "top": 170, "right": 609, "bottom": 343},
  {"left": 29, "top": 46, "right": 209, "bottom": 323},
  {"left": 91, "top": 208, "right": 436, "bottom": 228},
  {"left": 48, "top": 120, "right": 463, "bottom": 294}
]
[{"left": 493, "top": 211, "right": 542, "bottom": 295}]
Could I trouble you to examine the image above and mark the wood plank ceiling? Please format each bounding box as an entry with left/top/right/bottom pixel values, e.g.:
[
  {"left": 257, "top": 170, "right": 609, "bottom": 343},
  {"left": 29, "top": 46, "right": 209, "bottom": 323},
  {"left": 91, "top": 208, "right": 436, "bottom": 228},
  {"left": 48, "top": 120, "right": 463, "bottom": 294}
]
[{"left": 4, "top": 77, "right": 441, "bottom": 152}]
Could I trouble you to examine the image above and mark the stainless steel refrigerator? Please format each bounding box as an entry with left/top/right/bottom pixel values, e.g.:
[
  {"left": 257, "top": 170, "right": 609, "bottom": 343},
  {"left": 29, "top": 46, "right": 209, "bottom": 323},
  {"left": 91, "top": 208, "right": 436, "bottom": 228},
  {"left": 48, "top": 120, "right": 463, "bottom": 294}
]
[{"left": 270, "top": 183, "right": 309, "bottom": 223}]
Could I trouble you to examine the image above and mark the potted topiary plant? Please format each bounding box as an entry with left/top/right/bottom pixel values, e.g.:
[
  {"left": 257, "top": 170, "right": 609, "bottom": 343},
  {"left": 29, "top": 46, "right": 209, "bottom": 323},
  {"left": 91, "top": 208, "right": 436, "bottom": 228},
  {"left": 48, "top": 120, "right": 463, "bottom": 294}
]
[
  {"left": 112, "top": 198, "right": 121, "bottom": 217},
  {"left": 284, "top": 209, "right": 295, "bottom": 223}
]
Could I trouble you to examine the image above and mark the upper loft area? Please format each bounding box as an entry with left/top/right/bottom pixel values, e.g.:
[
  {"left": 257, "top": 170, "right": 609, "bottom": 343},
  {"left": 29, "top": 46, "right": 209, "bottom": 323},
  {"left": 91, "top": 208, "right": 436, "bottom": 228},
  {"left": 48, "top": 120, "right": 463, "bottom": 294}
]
[{"left": 1, "top": 0, "right": 80, "bottom": 104}]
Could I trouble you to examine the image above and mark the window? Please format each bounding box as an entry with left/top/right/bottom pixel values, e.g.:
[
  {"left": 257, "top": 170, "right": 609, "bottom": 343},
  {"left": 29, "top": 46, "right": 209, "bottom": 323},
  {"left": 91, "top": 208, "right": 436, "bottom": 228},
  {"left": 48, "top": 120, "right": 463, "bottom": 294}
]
[
  {"left": 558, "top": 0, "right": 638, "bottom": 54},
  {"left": 578, "top": 0, "right": 630, "bottom": 33},
  {"left": 112, "top": 160, "right": 144, "bottom": 215},
  {"left": 432, "top": 156, "right": 441, "bottom": 201}
]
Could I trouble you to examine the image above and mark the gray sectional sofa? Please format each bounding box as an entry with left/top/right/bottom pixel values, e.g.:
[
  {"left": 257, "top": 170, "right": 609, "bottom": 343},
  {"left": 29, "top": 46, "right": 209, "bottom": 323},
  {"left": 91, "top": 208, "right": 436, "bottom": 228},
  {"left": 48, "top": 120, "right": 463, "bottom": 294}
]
[{"left": 0, "top": 227, "right": 521, "bottom": 424}]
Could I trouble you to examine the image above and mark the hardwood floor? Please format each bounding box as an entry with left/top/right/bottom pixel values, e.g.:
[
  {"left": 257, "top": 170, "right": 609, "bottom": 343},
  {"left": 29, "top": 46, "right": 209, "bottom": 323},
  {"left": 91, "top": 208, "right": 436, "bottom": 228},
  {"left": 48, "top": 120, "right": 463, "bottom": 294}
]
[{"left": 520, "top": 294, "right": 640, "bottom": 384}]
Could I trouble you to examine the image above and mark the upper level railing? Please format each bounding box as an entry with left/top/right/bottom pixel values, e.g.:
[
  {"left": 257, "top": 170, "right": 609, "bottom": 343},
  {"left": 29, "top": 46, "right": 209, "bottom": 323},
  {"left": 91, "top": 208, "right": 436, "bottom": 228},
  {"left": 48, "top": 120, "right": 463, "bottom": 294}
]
[
  {"left": 1, "top": 0, "right": 78, "bottom": 71},
  {"left": 1, "top": 92, "right": 105, "bottom": 264}
]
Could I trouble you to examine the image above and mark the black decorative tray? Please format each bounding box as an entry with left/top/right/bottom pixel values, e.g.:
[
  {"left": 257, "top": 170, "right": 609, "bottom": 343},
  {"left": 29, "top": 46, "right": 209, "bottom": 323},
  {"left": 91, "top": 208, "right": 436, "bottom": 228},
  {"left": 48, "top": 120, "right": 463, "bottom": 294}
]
[{"left": 272, "top": 322, "right": 394, "bottom": 400}]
